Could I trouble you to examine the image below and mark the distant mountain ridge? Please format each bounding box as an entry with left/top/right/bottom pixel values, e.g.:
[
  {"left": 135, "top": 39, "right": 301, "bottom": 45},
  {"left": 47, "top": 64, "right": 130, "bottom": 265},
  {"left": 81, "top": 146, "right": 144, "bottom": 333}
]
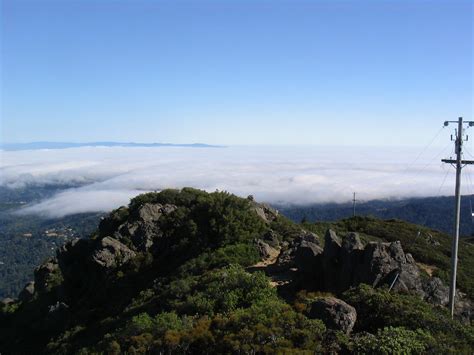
[
  {"left": 277, "top": 194, "right": 474, "bottom": 237},
  {"left": 0, "top": 141, "right": 225, "bottom": 151}
]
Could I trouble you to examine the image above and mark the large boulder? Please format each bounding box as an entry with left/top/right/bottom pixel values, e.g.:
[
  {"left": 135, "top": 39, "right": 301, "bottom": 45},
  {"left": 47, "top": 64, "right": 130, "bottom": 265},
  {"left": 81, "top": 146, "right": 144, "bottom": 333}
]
[
  {"left": 294, "top": 240, "right": 323, "bottom": 273},
  {"left": 92, "top": 237, "right": 136, "bottom": 270},
  {"left": 252, "top": 203, "right": 279, "bottom": 223},
  {"left": 423, "top": 277, "right": 449, "bottom": 306},
  {"left": 255, "top": 239, "right": 278, "bottom": 260},
  {"left": 282, "top": 229, "right": 433, "bottom": 297},
  {"left": 359, "top": 241, "right": 424, "bottom": 294},
  {"left": 98, "top": 206, "right": 129, "bottom": 238},
  {"left": 309, "top": 297, "right": 357, "bottom": 334},
  {"left": 57, "top": 238, "right": 94, "bottom": 284},
  {"left": 261, "top": 230, "right": 280, "bottom": 248},
  {"left": 276, "top": 230, "right": 322, "bottom": 270},
  {"left": 19, "top": 281, "right": 35, "bottom": 302},
  {"left": 114, "top": 203, "right": 177, "bottom": 252},
  {"left": 34, "top": 258, "right": 61, "bottom": 294},
  {"left": 57, "top": 236, "right": 136, "bottom": 302},
  {"left": 342, "top": 232, "right": 364, "bottom": 252}
]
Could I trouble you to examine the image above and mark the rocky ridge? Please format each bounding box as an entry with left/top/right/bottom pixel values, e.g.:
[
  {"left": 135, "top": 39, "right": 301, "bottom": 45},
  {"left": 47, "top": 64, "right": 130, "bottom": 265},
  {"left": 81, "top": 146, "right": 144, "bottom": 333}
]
[{"left": 3, "top": 191, "right": 474, "bottom": 353}]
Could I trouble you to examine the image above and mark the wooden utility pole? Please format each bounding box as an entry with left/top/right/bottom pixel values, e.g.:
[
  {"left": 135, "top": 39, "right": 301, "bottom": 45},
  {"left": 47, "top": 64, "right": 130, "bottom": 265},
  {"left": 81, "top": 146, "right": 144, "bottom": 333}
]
[
  {"left": 352, "top": 192, "right": 357, "bottom": 217},
  {"left": 441, "top": 117, "right": 474, "bottom": 318}
]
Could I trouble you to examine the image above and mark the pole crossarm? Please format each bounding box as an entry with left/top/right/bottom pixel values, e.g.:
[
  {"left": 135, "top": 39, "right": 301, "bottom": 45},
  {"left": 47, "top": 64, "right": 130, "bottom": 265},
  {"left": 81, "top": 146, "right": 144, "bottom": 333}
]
[{"left": 441, "top": 159, "right": 474, "bottom": 165}]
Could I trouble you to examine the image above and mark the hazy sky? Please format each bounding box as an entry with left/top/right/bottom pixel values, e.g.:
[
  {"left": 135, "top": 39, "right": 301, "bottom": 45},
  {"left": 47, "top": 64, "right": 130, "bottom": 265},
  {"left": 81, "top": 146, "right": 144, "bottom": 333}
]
[{"left": 1, "top": 0, "right": 473, "bottom": 145}]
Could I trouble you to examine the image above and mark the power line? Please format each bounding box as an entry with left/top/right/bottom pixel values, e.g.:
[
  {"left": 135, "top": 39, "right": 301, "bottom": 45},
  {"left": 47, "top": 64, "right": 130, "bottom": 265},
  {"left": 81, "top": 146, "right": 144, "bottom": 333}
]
[{"left": 400, "top": 126, "right": 446, "bottom": 176}]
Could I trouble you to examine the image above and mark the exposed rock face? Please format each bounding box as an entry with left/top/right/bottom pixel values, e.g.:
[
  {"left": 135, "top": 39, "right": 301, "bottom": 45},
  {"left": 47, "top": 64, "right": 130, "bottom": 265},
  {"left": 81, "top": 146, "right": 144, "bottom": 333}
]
[
  {"left": 55, "top": 235, "right": 137, "bottom": 304},
  {"left": 34, "top": 258, "right": 60, "bottom": 294},
  {"left": 92, "top": 237, "right": 136, "bottom": 269},
  {"left": 256, "top": 239, "right": 278, "bottom": 259},
  {"left": 455, "top": 292, "right": 474, "bottom": 325},
  {"left": 299, "top": 230, "right": 426, "bottom": 294},
  {"left": 423, "top": 277, "right": 449, "bottom": 306},
  {"left": 279, "top": 229, "right": 461, "bottom": 314},
  {"left": 294, "top": 240, "right": 323, "bottom": 273},
  {"left": 252, "top": 203, "right": 279, "bottom": 223},
  {"left": 308, "top": 297, "right": 357, "bottom": 334},
  {"left": 261, "top": 230, "right": 280, "bottom": 248},
  {"left": 19, "top": 281, "right": 35, "bottom": 302},
  {"left": 342, "top": 232, "right": 364, "bottom": 251},
  {"left": 50, "top": 202, "right": 180, "bottom": 304},
  {"left": 277, "top": 230, "right": 322, "bottom": 270},
  {"left": 99, "top": 206, "right": 129, "bottom": 238},
  {"left": 57, "top": 238, "right": 94, "bottom": 285},
  {"left": 113, "top": 203, "right": 177, "bottom": 252}
]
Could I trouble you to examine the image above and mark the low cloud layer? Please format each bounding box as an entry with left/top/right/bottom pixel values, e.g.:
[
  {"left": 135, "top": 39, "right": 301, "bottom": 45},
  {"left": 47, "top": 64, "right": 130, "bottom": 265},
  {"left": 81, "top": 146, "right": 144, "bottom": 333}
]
[{"left": 0, "top": 145, "right": 466, "bottom": 218}]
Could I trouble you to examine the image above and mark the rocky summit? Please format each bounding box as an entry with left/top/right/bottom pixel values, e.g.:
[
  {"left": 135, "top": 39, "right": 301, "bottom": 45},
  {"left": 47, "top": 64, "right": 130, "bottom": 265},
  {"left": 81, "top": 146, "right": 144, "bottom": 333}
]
[{"left": 1, "top": 188, "right": 474, "bottom": 354}]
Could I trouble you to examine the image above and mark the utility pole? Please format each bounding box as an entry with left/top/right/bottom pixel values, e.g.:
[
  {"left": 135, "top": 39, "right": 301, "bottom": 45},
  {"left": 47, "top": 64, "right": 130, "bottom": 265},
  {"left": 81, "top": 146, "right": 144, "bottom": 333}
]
[
  {"left": 352, "top": 192, "right": 357, "bottom": 217},
  {"left": 441, "top": 117, "right": 474, "bottom": 318}
]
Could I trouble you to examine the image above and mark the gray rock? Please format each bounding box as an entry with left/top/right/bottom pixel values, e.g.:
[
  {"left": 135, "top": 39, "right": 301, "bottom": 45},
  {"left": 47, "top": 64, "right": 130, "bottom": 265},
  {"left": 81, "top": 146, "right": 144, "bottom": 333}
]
[
  {"left": 99, "top": 206, "right": 129, "bottom": 238},
  {"left": 299, "top": 230, "right": 321, "bottom": 246},
  {"left": 48, "top": 301, "right": 69, "bottom": 313},
  {"left": 324, "top": 229, "right": 342, "bottom": 260},
  {"left": 255, "top": 239, "right": 278, "bottom": 259},
  {"left": 114, "top": 203, "right": 176, "bottom": 252},
  {"left": 92, "top": 237, "right": 136, "bottom": 269},
  {"left": 342, "top": 232, "right": 364, "bottom": 252},
  {"left": 294, "top": 241, "right": 323, "bottom": 273},
  {"left": 405, "top": 253, "right": 415, "bottom": 264},
  {"left": 425, "top": 233, "right": 440, "bottom": 247},
  {"left": 1, "top": 298, "right": 15, "bottom": 306},
  {"left": 262, "top": 230, "right": 280, "bottom": 248},
  {"left": 275, "top": 230, "right": 321, "bottom": 270},
  {"left": 57, "top": 238, "right": 94, "bottom": 283},
  {"left": 309, "top": 297, "right": 357, "bottom": 334},
  {"left": 34, "top": 258, "right": 60, "bottom": 294},
  {"left": 19, "top": 281, "right": 35, "bottom": 302},
  {"left": 423, "top": 277, "right": 449, "bottom": 306},
  {"left": 252, "top": 203, "right": 279, "bottom": 223},
  {"left": 46, "top": 301, "right": 71, "bottom": 326},
  {"left": 290, "top": 229, "right": 429, "bottom": 296},
  {"left": 138, "top": 203, "right": 165, "bottom": 222}
]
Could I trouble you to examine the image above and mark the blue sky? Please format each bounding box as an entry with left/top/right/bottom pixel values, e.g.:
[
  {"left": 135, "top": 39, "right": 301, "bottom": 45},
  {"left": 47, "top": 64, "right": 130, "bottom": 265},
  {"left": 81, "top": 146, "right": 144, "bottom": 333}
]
[{"left": 1, "top": 0, "right": 472, "bottom": 145}]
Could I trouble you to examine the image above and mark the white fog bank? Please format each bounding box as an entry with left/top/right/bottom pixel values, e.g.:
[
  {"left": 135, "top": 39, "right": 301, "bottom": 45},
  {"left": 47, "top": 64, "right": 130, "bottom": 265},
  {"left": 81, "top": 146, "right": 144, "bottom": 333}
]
[{"left": 0, "top": 145, "right": 466, "bottom": 218}]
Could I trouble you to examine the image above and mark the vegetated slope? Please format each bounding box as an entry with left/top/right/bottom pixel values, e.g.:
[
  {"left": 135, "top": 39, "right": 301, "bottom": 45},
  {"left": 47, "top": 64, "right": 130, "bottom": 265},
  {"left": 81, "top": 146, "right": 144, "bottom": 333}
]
[
  {"left": 0, "top": 212, "right": 102, "bottom": 299},
  {"left": 1, "top": 188, "right": 473, "bottom": 354},
  {"left": 278, "top": 194, "right": 474, "bottom": 236},
  {"left": 0, "top": 185, "right": 103, "bottom": 298}
]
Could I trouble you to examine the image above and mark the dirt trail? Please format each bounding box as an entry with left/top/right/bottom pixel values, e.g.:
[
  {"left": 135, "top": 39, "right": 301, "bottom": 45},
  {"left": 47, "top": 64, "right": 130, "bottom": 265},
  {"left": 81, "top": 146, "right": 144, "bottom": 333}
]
[
  {"left": 252, "top": 247, "right": 280, "bottom": 268},
  {"left": 417, "top": 262, "right": 437, "bottom": 277},
  {"left": 248, "top": 248, "right": 294, "bottom": 288}
]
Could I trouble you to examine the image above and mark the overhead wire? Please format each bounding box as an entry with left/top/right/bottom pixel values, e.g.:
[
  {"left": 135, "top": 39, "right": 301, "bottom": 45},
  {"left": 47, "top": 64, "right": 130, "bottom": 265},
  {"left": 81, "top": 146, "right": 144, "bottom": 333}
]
[{"left": 399, "top": 126, "right": 446, "bottom": 177}]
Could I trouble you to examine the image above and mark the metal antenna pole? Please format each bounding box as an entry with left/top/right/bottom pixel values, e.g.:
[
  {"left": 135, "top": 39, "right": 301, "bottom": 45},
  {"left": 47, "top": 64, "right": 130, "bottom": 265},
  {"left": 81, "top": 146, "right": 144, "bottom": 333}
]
[
  {"left": 442, "top": 117, "right": 474, "bottom": 318},
  {"left": 352, "top": 192, "right": 356, "bottom": 217}
]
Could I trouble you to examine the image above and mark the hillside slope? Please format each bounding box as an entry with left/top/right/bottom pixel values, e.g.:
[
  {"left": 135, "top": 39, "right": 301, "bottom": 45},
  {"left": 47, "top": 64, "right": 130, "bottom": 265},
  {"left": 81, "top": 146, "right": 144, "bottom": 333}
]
[{"left": 1, "top": 188, "right": 474, "bottom": 354}]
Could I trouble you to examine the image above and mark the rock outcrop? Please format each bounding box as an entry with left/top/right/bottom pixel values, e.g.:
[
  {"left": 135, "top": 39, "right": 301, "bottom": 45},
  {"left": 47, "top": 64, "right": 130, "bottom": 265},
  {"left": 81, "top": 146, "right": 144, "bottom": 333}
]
[
  {"left": 308, "top": 297, "right": 357, "bottom": 334},
  {"left": 252, "top": 202, "right": 279, "bottom": 223},
  {"left": 18, "top": 281, "right": 35, "bottom": 302},
  {"left": 279, "top": 229, "right": 466, "bottom": 315},
  {"left": 112, "top": 203, "right": 177, "bottom": 252},
  {"left": 277, "top": 230, "right": 321, "bottom": 270},
  {"left": 92, "top": 237, "right": 136, "bottom": 269},
  {"left": 34, "top": 258, "right": 61, "bottom": 294}
]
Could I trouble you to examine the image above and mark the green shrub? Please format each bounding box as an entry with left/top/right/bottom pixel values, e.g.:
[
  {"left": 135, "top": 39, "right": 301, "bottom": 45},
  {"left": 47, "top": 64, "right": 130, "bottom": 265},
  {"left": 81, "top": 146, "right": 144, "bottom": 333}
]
[{"left": 353, "top": 327, "right": 433, "bottom": 354}]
